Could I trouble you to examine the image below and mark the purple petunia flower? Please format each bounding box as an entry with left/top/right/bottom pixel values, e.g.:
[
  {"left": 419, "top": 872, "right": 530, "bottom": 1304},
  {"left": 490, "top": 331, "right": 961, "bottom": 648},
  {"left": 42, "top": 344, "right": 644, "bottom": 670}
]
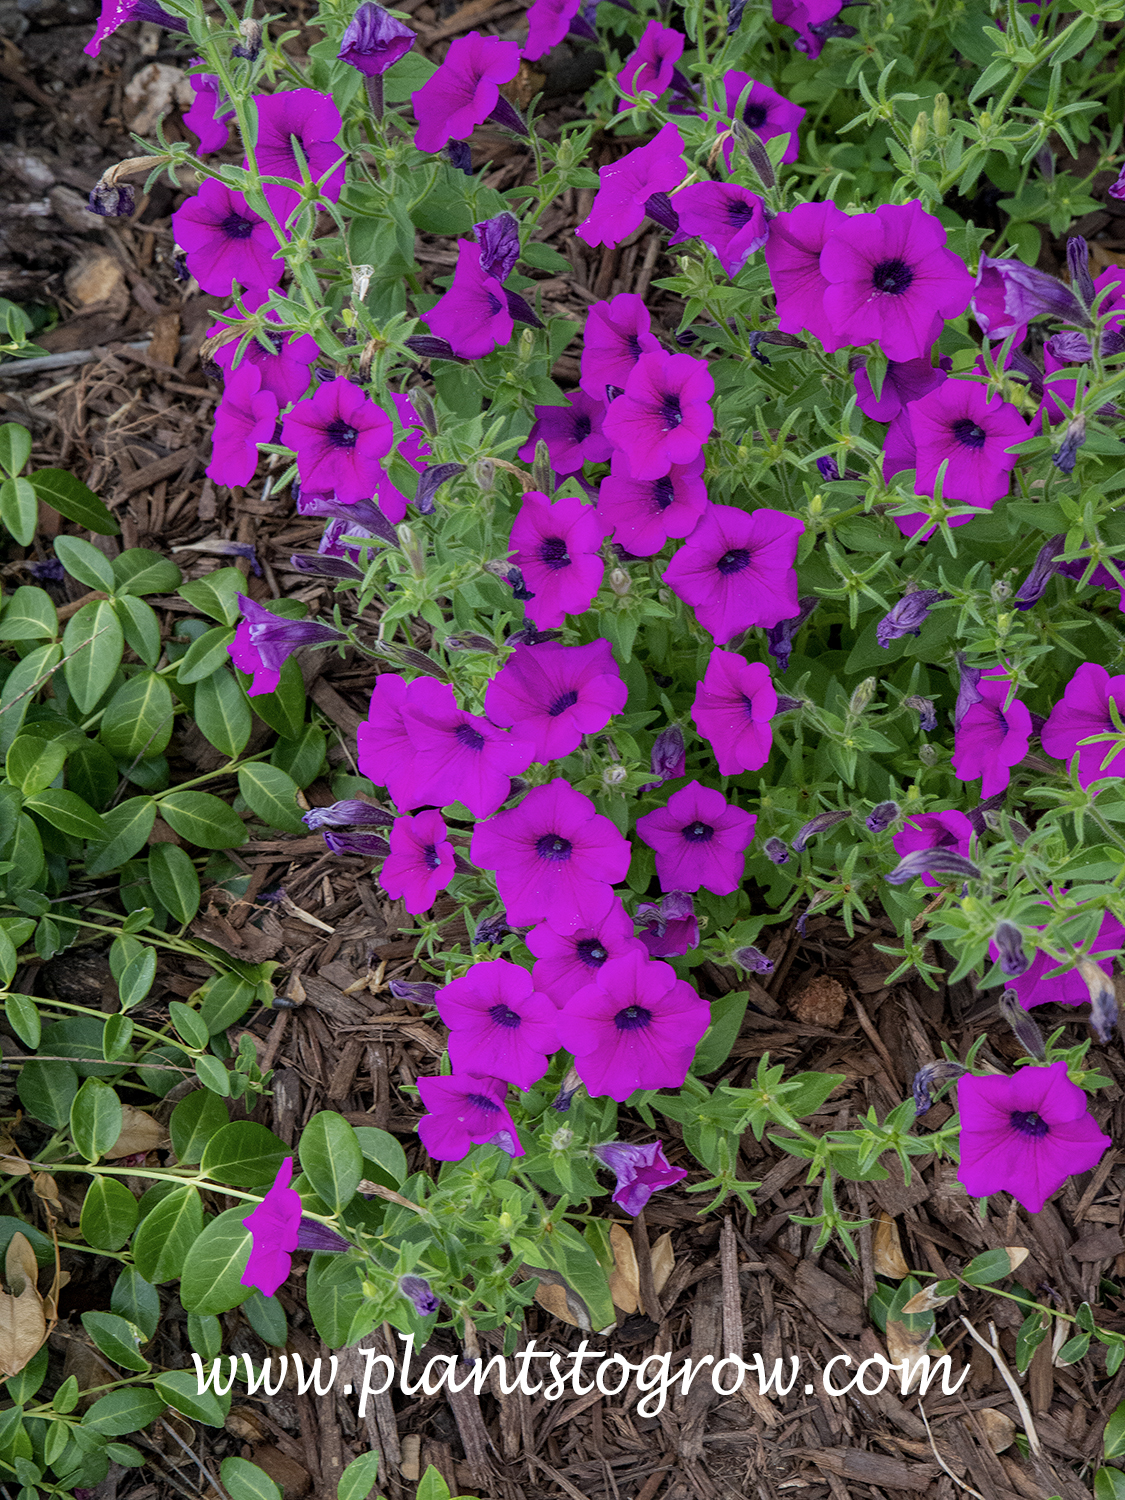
[
  {"left": 484, "top": 638, "right": 627, "bottom": 763},
  {"left": 302, "top": 800, "right": 393, "bottom": 831},
  {"left": 648, "top": 725, "right": 686, "bottom": 788},
  {"left": 523, "top": 0, "right": 584, "bottom": 58},
  {"left": 85, "top": 0, "right": 187, "bottom": 55},
  {"left": 636, "top": 780, "right": 756, "bottom": 895},
  {"left": 422, "top": 240, "right": 514, "bottom": 361},
  {"left": 762, "top": 200, "right": 849, "bottom": 348},
  {"left": 718, "top": 75, "right": 804, "bottom": 167},
  {"left": 773, "top": 0, "right": 848, "bottom": 55},
  {"left": 866, "top": 800, "right": 900, "bottom": 834},
  {"left": 399, "top": 1275, "right": 439, "bottom": 1316},
  {"left": 663, "top": 504, "right": 803, "bottom": 645},
  {"left": 557, "top": 948, "right": 711, "bottom": 1100},
  {"left": 580, "top": 294, "right": 664, "bottom": 402},
  {"left": 417, "top": 1073, "right": 524, "bottom": 1161},
  {"left": 617, "top": 21, "right": 684, "bottom": 109},
  {"left": 1110, "top": 164, "right": 1125, "bottom": 202},
  {"left": 379, "top": 809, "right": 456, "bottom": 914},
  {"left": 957, "top": 1061, "right": 1111, "bottom": 1215},
  {"left": 951, "top": 668, "right": 1032, "bottom": 797},
  {"left": 766, "top": 595, "right": 816, "bottom": 673},
  {"left": 690, "top": 650, "right": 777, "bottom": 775},
  {"left": 412, "top": 33, "right": 521, "bottom": 154},
  {"left": 251, "top": 90, "right": 345, "bottom": 222},
  {"left": 971, "top": 255, "right": 1086, "bottom": 343},
  {"left": 339, "top": 2, "right": 415, "bottom": 75},
  {"left": 1042, "top": 662, "right": 1125, "bottom": 787},
  {"left": 229, "top": 594, "right": 342, "bottom": 698},
  {"left": 210, "top": 291, "right": 320, "bottom": 407},
  {"left": 667, "top": 182, "right": 769, "bottom": 279},
  {"left": 576, "top": 123, "right": 687, "bottom": 249},
  {"left": 241, "top": 1157, "right": 301, "bottom": 1296},
  {"left": 184, "top": 73, "right": 235, "bottom": 155},
  {"left": 527, "top": 899, "right": 646, "bottom": 1006},
  {"left": 281, "top": 380, "right": 393, "bottom": 504},
  {"left": 892, "top": 809, "right": 974, "bottom": 891},
  {"left": 436, "top": 960, "right": 559, "bottom": 1089},
  {"left": 602, "top": 351, "right": 714, "bottom": 481},
  {"left": 518, "top": 392, "right": 613, "bottom": 475},
  {"left": 357, "top": 674, "right": 438, "bottom": 809},
  {"left": 395, "top": 679, "right": 533, "bottom": 817},
  {"left": 853, "top": 356, "right": 947, "bottom": 423},
  {"left": 324, "top": 829, "right": 390, "bottom": 857},
  {"left": 508, "top": 492, "right": 608, "bottom": 629},
  {"left": 876, "top": 589, "right": 948, "bottom": 648},
  {"left": 596, "top": 450, "right": 709, "bottom": 558},
  {"left": 994, "top": 908, "right": 1125, "bottom": 1011},
  {"left": 207, "top": 365, "right": 278, "bottom": 489},
  {"left": 818, "top": 201, "right": 975, "bottom": 363},
  {"left": 635, "top": 891, "right": 699, "bottom": 957},
  {"left": 172, "top": 180, "right": 284, "bottom": 298},
  {"left": 371, "top": 392, "right": 433, "bottom": 523},
  {"left": 591, "top": 1140, "right": 688, "bottom": 1214},
  {"left": 470, "top": 778, "right": 631, "bottom": 933}
]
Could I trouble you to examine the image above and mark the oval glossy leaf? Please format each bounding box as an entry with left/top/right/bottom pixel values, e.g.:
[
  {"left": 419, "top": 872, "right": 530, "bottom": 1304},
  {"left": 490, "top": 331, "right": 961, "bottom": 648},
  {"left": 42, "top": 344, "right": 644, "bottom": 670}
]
[
  {"left": 201, "top": 1121, "right": 289, "bottom": 1189},
  {"left": 237, "top": 763, "right": 306, "bottom": 836},
  {"left": 337, "top": 1450, "right": 382, "bottom": 1500},
  {"left": 299, "top": 1112, "right": 363, "bottom": 1213},
  {"left": 85, "top": 797, "right": 157, "bottom": 878},
  {"left": 169, "top": 1089, "right": 231, "bottom": 1166},
  {"left": 353, "top": 1127, "right": 408, "bottom": 1189},
  {"left": 6, "top": 734, "right": 66, "bottom": 797},
  {"left": 118, "top": 947, "right": 157, "bottom": 1011},
  {"left": 199, "top": 972, "right": 256, "bottom": 1035},
  {"left": 221, "top": 1456, "right": 282, "bottom": 1500},
  {"left": 159, "top": 790, "right": 246, "bottom": 850},
  {"left": 131, "top": 1185, "right": 204, "bottom": 1284},
  {"left": 112, "top": 548, "right": 182, "bottom": 597},
  {"left": 4, "top": 995, "right": 40, "bottom": 1051},
  {"left": 70, "top": 1078, "right": 123, "bottom": 1162},
  {"left": 63, "top": 601, "right": 124, "bottom": 713},
  {"left": 155, "top": 1368, "right": 230, "bottom": 1426},
  {"left": 29, "top": 467, "right": 118, "bottom": 535},
  {"left": 100, "top": 673, "right": 175, "bottom": 763},
  {"left": 111, "top": 1267, "right": 160, "bottom": 1340},
  {"left": 79, "top": 1177, "right": 139, "bottom": 1253},
  {"left": 24, "top": 789, "right": 107, "bottom": 842},
  {"left": 0, "top": 477, "right": 37, "bottom": 546},
  {"left": 54, "top": 536, "right": 116, "bottom": 594},
  {"left": 147, "top": 843, "right": 201, "bottom": 926},
  {"left": 177, "top": 625, "right": 237, "bottom": 685},
  {"left": 0, "top": 587, "right": 57, "bottom": 643},
  {"left": 0, "top": 423, "right": 31, "bottom": 478},
  {"left": 80, "top": 1312, "right": 150, "bottom": 1373},
  {"left": 243, "top": 1290, "right": 287, "bottom": 1349},
  {"left": 18, "top": 1059, "right": 78, "bottom": 1129},
  {"left": 0, "top": 644, "right": 61, "bottom": 759},
  {"left": 195, "top": 669, "right": 252, "bottom": 759},
  {"left": 82, "top": 1387, "right": 166, "bottom": 1435},
  {"left": 114, "top": 594, "right": 161, "bottom": 668},
  {"left": 178, "top": 1206, "right": 253, "bottom": 1316}
]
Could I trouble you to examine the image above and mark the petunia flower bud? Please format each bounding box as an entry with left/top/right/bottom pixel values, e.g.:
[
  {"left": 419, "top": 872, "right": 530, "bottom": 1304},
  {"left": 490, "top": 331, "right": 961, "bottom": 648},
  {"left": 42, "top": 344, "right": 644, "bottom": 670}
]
[
  {"left": 591, "top": 1139, "right": 687, "bottom": 1215},
  {"left": 764, "top": 836, "right": 790, "bottom": 864},
  {"left": 1078, "top": 959, "right": 1118, "bottom": 1043},
  {"left": 339, "top": 2, "right": 415, "bottom": 76},
  {"left": 609, "top": 567, "right": 631, "bottom": 596},
  {"left": 904, "top": 695, "right": 937, "bottom": 732},
  {"left": 993, "top": 921, "right": 1030, "bottom": 977},
  {"left": 1066, "top": 236, "right": 1096, "bottom": 310},
  {"left": 650, "top": 725, "right": 686, "bottom": 783},
  {"left": 998, "top": 990, "right": 1045, "bottom": 1061},
  {"left": 399, "top": 1275, "right": 440, "bottom": 1316},
  {"left": 912, "top": 1059, "right": 966, "bottom": 1113},
  {"left": 866, "top": 801, "right": 900, "bottom": 833},
  {"left": 953, "top": 653, "right": 984, "bottom": 730},
  {"left": 295, "top": 1219, "right": 352, "bottom": 1252},
  {"left": 474, "top": 212, "right": 521, "bottom": 282},
  {"left": 531, "top": 439, "right": 551, "bottom": 494},
  {"left": 415, "top": 462, "right": 466, "bottom": 515},
  {"left": 792, "top": 809, "right": 852, "bottom": 853},
  {"left": 88, "top": 179, "right": 136, "bottom": 217},
  {"left": 877, "top": 590, "right": 949, "bottom": 648},
  {"left": 552, "top": 1064, "right": 583, "bottom": 1112},
  {"left": 731, "top": 122, "right": 775, "bottom": 188},
  {"left": 766, "top": 597, "right": 817, "bottom": 674},
  {"left": 734, "top": 943, "right": 773, "bottom": 975},
  {"left": 932, "top": 92, "right": 950, "bottom": 137},
  {"left": 445, "top": 633, "right": 497, "bottom": 653},
  {"left": 390, "top": 978, "right": 439, "bottom": 1005},
  {"left": 473, "top": 912, "right": 511, "bottom": 946},
  {"left": 1014, "top": 534, "right": 1066, "bottom": 610},
  {"left": 1053, "top": 414, "right": 1086, "bottom": 477},
  {"left": 323, "top": 830, "right": 390, "bottom": 857},
  {"left": 232, "top": 18, "right": 262, "bottom": 59},
  {"left": 849, "top": 677, "right": 877, "bottom": 715},
  {"left": 886, "top": 848, "right": 981, "bottom": 885},
  {"left": 302, "top": 801, "right": 394, "bottom": 831}
]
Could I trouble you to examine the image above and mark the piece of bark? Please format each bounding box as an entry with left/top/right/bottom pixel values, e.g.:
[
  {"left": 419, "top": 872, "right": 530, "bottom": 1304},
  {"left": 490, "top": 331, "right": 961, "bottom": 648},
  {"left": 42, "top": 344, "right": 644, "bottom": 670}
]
[
  {"left": 804, "top": 1446, "right": 939, "bottom": 1493},
  {"left": 677, "top": 1277, "right": 722, "bottom": 1460},
  {"left": 793, "top": 1261, "right": 864, "bottom": 1337}
]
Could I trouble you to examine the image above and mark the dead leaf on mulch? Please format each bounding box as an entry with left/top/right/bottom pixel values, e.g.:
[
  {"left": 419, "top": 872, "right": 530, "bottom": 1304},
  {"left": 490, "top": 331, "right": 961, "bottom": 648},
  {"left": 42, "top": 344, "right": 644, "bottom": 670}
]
[
  {"left": 0, "top": 1233, "right": 47, "bottom": 1377},
  {"left": 874, "top": 1211, "right": 910, "bottom": 1278},
  {"left": 107, "top": 1105, "right": 169, "bottom": 1159}
]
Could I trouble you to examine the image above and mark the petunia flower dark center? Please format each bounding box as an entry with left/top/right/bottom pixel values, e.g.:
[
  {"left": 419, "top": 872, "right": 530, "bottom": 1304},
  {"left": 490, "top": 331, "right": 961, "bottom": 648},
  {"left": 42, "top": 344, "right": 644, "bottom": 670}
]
[
  {"left": 487, "top": 292, "right": 503, "bottom": 317},
  {"left": 682, "top": 820, "right": 715, "bottom": 842},
  {"left": 548, "top": 689, "right": 579, "bottom": 717},
  {"left": 455, "top": 722, "right": 486, "bottom": 751},
  {"left": 466, "top": 1092, "right": 501, "bottom": 1113},
  {"left": 1010, "top": 1109, "right": 1049, "bottom": 1137},
  {"left": 717, "top": 547, "right": 750, "bottom": 574},
  {"left": 326, "top": 419, "right": 359, "bottom": 448},
  {"left": 627, "top": 333, "right": 642, "bottom": 357},
  {"left": 536, "top": 832, "right": 573, "bottom": 862},
  {"left": 221, "top": 211, "right": 255, "bottom": 240},
  {"left": 653, "top": 476, "right": 675, "bottom": 511},
  {"left": 871, "top": 258, "right": 915, "bottom": 296},
  {"left": 742, "top": 694, "right": 758, "bottom": 719},
  {"left": 539, "top": 536, "right": 571, "bottom": 570},
  {"left": 488, "top": 1004, "right": 523, "bottom": 1029},
  {"left": 952, "top": 418, "right": 987, "bottom": 449},
  {"left": 661, "top": 393, "right": 684, "bottom": 428},
  {"left": 422, "top": 843, "right": 441, "bottom": 871},
  {"left": 726, "top": 198, "right": 757, "bottom": 227},
  {"left": 573, "top": 413, "right": 592, "bottom": 442},
  {"left": 614, "top": 1004, "right": 653, "bottom": 1031},
  {"left": 576, "top": 938, "right": 608, "bottom": 968},
  {"left": 743, "top": 102, "right": 768, "bottom": 128}
]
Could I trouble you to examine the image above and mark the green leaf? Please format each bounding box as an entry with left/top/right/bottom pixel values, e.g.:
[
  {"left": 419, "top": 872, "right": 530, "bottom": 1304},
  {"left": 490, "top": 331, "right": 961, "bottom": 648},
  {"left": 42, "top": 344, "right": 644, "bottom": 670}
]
[
  {"left": 243, "top": 1290, "right": 287, "bottom": 1349},
  {"left": 102, "top": 1013, "right": 134, "bottom": 1061},
  {"left": 156, "top": 1368, "right": 230, "bottom": 1426},
  {"left": 85, "top": 798, "right": 157, "bottom": 878},
  {"left": 0, "top": 643, "right": 61, "bottom": 758},
  {"left": 237, "top": 763, "right": 306, "bottom": 836},
  {"left": 221, "top": 1457, "right": 282, "bottom": 1500},
  {"left": 270, "top": 725, "right": 326, "bottom": 788},
  {"left": 1105, "top": 1399, "right": 1125, "bottom": 1460},
  {"left": 0, "top": 587, "right": 58, "bottom": 642},
  {"left": 960, "top": 1248, "right": 1020, "bottom": 1286},
  {"left": 70, "top": 1078, "right": 123, "bottom": 1162},
  {"left": 199, "top": 972, "right": 257, "bottom": 1034},
  {"left": 178, "top": 1206, "right": 254, "bottom": 1316},
  {"left": 54, "top": 537, "right": 116, "bottom": 593},
  {"left": 337, "top": 1450, "right": 382, "bottom": 1500},
  {"left": 114, "top": 594, "right": 162, "bottom": 668},
  {"left": 112, "top": 548, "right": 182, "bottom": 597},
  {"left": 18, "top": 1059, "right": 78, "bottom": 1129},
  {"left": 0, "top": 478, "right": 38, "bottom": 546},
  {"left": 118, "top": 946, "right": 157, "bottom": 1011},
  {"left": 105, "top": 1443, "right": 145, "bottom": 1467},
  {"left": 170, "top": 1089, "right": 231, "bottom": 1165},
  {"left": 201, "top": 1121, "right": 289, "bottom": 1189},
  {"left": 159, "top": 790, "right": 246, "bottom": 849},
  {"left": 415, "top": 1466, "right": 452, "bottom": 1500},
  {"left": 111, "top": 1267, "right": 160, "bottom": 1339},
  {"left": 100, "top": 672, "right": 175, "bottom": 763},
  {"left": 29, "top": 468, "right": 118, "bottom": 534},
  {"left": 132, "top": 1186, "right": 204, "bottom": 1283},
  {"left": 169, "top": 1001, "right": 209, "bottom": 1051},
  {"left": 82, "top": 1388, "right": 166, "bottom": 1436},
  {"left": 5, "top": 995, "right": 39, "bottom": 1051},
  {"left": 187, "top": 1312, "right": 223, "bottom": 1360},
  {"left": 177, "top": 569, "right": 244, "bottom": 626},
  {"left": 177, "top": 626, "right": 238, "bottom": 685},
  {"left": 353, "top": 1127, "right": 407, "bottom": 1188},
  {"left": 245, "top": 656, "right": 305, "bottom": 739},
  {"left": 195, "top": 669, "right": 252, "bottom": 759},
  {"left": 6, "top": 735, "right": 66, "bottom": 796},
  {"left": 306, "top": 1250, "right": 368, "bottom": 1346},
  {"left": 0, "top": 424, "right": 31, "bottom": 478},
  {"left": 67, "top": 739, "right": 118, "bottom": 810},
  {"left": 299, "top": 1112, "right": 363, "bottom": 1212},
  {"left": 63, "top": 601, "right": 124, "bottom": 713},
  {"left": 195, "top": 1053, "right": 232, "bottom": 1095},
  {"left": 691, "top": 990, "right": 749, "bottom": 1076},
  {"left": 80, "top": 1176, "right": 139, "bottom": 1252},
  {"left": 24, "top": 789, "right": 107, "bottom": 842},
  {"left": 1096, "top": 1469, "right": 1125, "bottom": 1500},
  {"left": 147, "top": 844, "right": 201, "bottom": 925},
  {"left": 80, "top": 1312, "right": 150, "bottom": 1373}
]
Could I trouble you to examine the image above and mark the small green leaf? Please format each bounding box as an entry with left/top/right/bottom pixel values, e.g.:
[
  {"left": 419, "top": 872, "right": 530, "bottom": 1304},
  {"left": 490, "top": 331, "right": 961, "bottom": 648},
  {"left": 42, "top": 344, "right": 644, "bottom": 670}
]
[
  {"left": 0, "top": 587, "right": 58, "bottom": 642},
  {"left": 177, "top": 626, "right": 237, "bottom": 685},
  {"left": 0, "top": 478, "right": 38, "bottom": 546},
  {"left": 24, "top": 789, "right": 108, "bottom": 841},
  {"left": 81, "top": 1311, "right": 150, "bottom": 1373},
  {"left": 221, "top": 1457, "right": 282, "bottom": 1500},
  {"left": 159, "top": 790, "right": 247, "bottom": 849},
  {"left": 5, "top": 995, "right": 40, "bottom": 1051},
  {"left": 238, "top": 763, "right": 306, "bottom": 835},
  {"left": 195, "top": 669, "right": 252, "bottom": 759},
  {"left": 70, "top": 1078, "right": 123, "bottom": 1162},
  {"left": 299, "top": 1112, "right": 363, "bottom": 1212},
  {"left": 79, "top": 1177, "right": 139, "bottom": 1252},
  {"left": 54, "top": 537, "right": 116, "bottom": 593},
  {"left": 112, "top": 548, "right": 182, "bottom": 597},
  {"left": 132, "top": 1185, "right": 203, "bottom": 1283},
  {"left": 29, "top": 467, "right": 118, "bottom": 534},
  {"left": 169, "top": 1001, "right": 209, "bottom": 1051},
  {"left": 63, "top": 601, "right": 124, "bottom": 713},
  {"left": 0, "top": 423, "right": 32, "bottom": 478},
  {"left": 337, "top": 1450, "right": 381, "bottom": 1500},
  {"left": 100, "top": 672, "right": 175, "bottom": 763},
  {"left": 147, "top": 843, "right": 201, "bottom": 925},
  {"left": 170, "top": 1089, "right": 231, "bottom": 1165}
]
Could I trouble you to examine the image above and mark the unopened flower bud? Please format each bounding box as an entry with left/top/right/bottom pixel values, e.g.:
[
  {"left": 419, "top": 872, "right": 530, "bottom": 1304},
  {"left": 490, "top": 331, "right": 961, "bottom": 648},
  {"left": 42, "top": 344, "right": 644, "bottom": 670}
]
[
  {"left": 764, "top": 837, "right": 790, "bottom": 865},
  {"left": 885, "top": 848, "right": 981, "bottom": 885},
  {"left": 910, "top": 111, "right": 928, "bottom": 154},
  {"left": 1053, "top": 413, "right": 1086, "bottom": 476},
  {"left": 731, "top": 121, "right": 775, "bottom": 187},
  {"left": 734, "top": 943, "right": 774, "bottom": 975},
  {"left": 232, "top": 17, "right": 262, "bottom": 58},
  {"left": 475, "top": 458, "right": 495, "bottom": 492},
  {"left": 473, "top": 912, "right": 511, "bottom": 946},
  {"left": 932, "top": 92, "right": 950, "bottom": 137},
  {"left": 399, "top": 1275, "right": 439, "bottom": 1316},
  {"left": 553, "top": 1064, "right": 582, "bottom": 1112},
  {"left": 389, "top": 978, "right": 439, "bottom": 1004},
  {"left": 792, "top": 809, "right": 852, "bottom": 853},
  {"left": 994, "top": 921, "right": 1030, "bottom": 977},
  {"left": 904, "top": 695, "right": 938, "bottom": 733},
  {"left": 1067, "top": 236, "right": 1096, "bottom": 310},
  {"left": 649, "top": 725, "right": 686, "bottom": 785},
  {"left": 1078, "top": 958, "right": 1117, "bottom": 1042},
  {"left": 551, "top": 1127, "right": 575, "bottom": 1151},
  {"left": 602, "top": 764, "right": 628, "bottom": 786},
  {"left": 848, "top": 677, "right": 877, "bottom": 715},
  {"left": 999, "top": 989, "right": 1046, "bottom": 1060},
  {"left": 866, "top": 800, "right": 900, "bottom": 833},
  {"left": 919, "top": 744, "right": 939, "bottom": 766},
  {"left": 609, "top": 567, "right": 631, "bottom": 596},
  {"left": 396, "top": 523, "right": 425, "bottom": 575},
  {"left": 912, "top": 1059, "right": 966, "bottom": 1113},
  {"left": 445, "top": 633, "right": 497, "bottom": 654},
  {"left": 411, "top": 389, "right": 437, "bottom": 437},
  {"left": 531, "top": 440, "right": 552, "bottom": 494}
]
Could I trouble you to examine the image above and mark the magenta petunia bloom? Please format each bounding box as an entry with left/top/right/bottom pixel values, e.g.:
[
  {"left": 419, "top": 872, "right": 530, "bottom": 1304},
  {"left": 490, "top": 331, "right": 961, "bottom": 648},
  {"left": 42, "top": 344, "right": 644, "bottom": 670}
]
[
  {"left": 518, "top": 392, "right": 613, "bottom": 475},
  {"left": 412, "top": 32, "right": 521, "bottom": 153},
  {"left": 398, "top": 679, "right": 533, "bottom": 817},
  {"left": 597, "top": 450, "right": 709, "bottom": 557},
  {"left": 281, "top": 380, "right": 393, "bottom": 504},
  {"left": 667, "top": 182, "right": 769, "bottom": 278},
  {"left": 951, "top": 668, "right": 1032, "bottom": 798},
  {"left": 691, "top": 650, "right": 777, "bottom": 775},
  {"left": 210, "top": 291, "right": 320, "bottom": 407},
  {"left": 617, "top": 21, "right": 684, "bottom": 109},
  {"left": 484, "top": 638, "right": 627, "bottom": 763},
  {"left": 957, "top": 1062, "right": 1111, "bottom": 1215},
  {"left": 339, "top": 2, "right": 415, "bottom": 75},
  {"left": 853, "top": 356, "right": 946, "bottom": 423},
  {"left": 172, "top": 180, "right": 284, "bottom": 298},
  {"left": 580, "top": 294, "right": 664, "bottom": 402},
  {"left": 576, "top": 123, "right": 687, "bottom": 249},
  {"left": 636, "top": 891, "right": 699, "bottom": 957},
  {"left": 470, "top": 779, "right": 631, "bottom": 933},
  {"left": 508, "top": 492, "right": 608, "bottom": 629},
  {"left": 1042, "top": 662, "right": 1125, "bottom": 787},
  {"left": 556, "top": 948, "right": 711, "bottom": 1100},
  {"left": 718, "top": 74, "right": 804, "bottom": 167},
  {"left": 892, "top": 810, "right": 974, "bottom": 891},
  {"left": 357, "top": 674, "right": 442, "bottom": 810},
  {"left": 207, "top": 364, "right": 278, "bottom": 489},
  {"left": 818, "top": 201, "right": 975, "bottom": 362},
  {"left": 971, "top": 255, "right": 1084, "bottom": 343},
  {"left": 85, "top": 0, "right": 186, "bottom": 56},
  {"left": 602, "top": 351, "right": 714, "bottom": 481},
  {"left": 762, "top": 200, "right": 849, "bottom": 348},
  {"left": 422, "top": 240, "right": 514, "bottom": 361},
  {"left": 523, "top": 0, "right": 584, "bottom": 58},
  {"left": 773, "top": 0, "right": 846, "bottom": 55},
  {"left": 636, "top": 780, "right": 756, "bottom": 895},
  {"left": 994, "top": 909, "right": 1125, "bottom": 1011},
  {"left": 526, "top": 899, "right": 645, "bottom": 1006},
  {"left": 591, "top": 1139, "right": 688, "bottom": 1214},
  {"left": 229, "top": 594, "right": 342, "bottom": 698},
  {"left": 251, "top": 90, "right": 345, "bottom": 221},
  {"left": 906, "top": 379, "right": 1029, "bottom": 509},
  {"left": 436, "top": 960, "right": 559, "bottom": 1089},
  {"left": 663, "top": 504, "right": 803, "bottom": 644},
  {"left": 417, "top": 1073, "right": 524, "bottom": 1161},
  {"left": 374, "top": 391, "right": 433, "bottom": 522},
  {"left": 378, "top": 809, "right": 456, "bottom": 914},
  {"left": 241, "top": 1157, "right": 301, "bottom": 1296},
  {"left": 184, "top": 74, "right": 235, "bottom": 154}
]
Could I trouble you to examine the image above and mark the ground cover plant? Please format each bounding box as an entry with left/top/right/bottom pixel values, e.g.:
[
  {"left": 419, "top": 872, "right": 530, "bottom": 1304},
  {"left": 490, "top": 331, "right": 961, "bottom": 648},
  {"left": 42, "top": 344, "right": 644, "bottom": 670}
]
[{"left": 0, "top": 0, "right": 1124, "bottom": 1492}]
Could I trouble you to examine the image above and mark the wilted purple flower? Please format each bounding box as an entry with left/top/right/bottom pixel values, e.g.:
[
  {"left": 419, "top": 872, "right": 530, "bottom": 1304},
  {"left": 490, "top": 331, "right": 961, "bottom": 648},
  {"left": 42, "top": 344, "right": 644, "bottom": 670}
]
[
  {"left": 904, "top": 695, "right": 938, "bottom": 733},
  {"left": 473, "top": 912, "right": 511, "bottom": 946},
  {"left": 552, "top": 1064, "right": 583, "bottom": 1112},
  {"left": 994, "top": 921, "right": 1030, "bottom": 977},
  {"left": 876, "top": 590, "right": 948, "bottom": 649},
  {"left": 591, "top": 1140, "right": 687, "bottom": 1215},
  {"left": 999, "top": 990, "right": 1045, "bottom": 1061},
  {"left": 475, "top": 212, "right": 521, "bottom": 281},
  {"left": 972, "top": 254, "right": 1087, "bottom": 341},
  {"left": 791, "top": 809, "right": 851, "bottom": 853},
  {"left": 339, "top": 2, "right": 415, "bottom": 75},
  {"left": 1067, "top": 236, "right": 1097, "bottom": 311},
  {"left": 635, "top": 891, "right": 699, "bottom": 957},
  {"left": 734, "top": 943, "right": 773, "bottom": 974},
  {"left": 1110, "top": 164, "right": 1125, "bottom": 202},
  {"left": 954, "top": 654, "right": 985, "bottom": 730},
  {"left": 399, "top": 1275, "right": 439, "bottom": 1316},
  {"left": 88, "top": 180, "right": 136, "bottom": 218},
  {"left": 323, "top": 830, "right": 391, "bottom": 857},
  {"left": 1054, "top": 413, "right": 1086, "bottom": 476},
  {"left": 1014, "top": 534, "right": 1066, "bottom": 610},
  {"left": 885, "top": 848, "right": 981, "bottom": 885},
  {"left": 302, "top": 800, "right": 393, "bottom": 831},
  {"left": 390, "top": 978, "right": 439, "bottom": 1004},
  {"left": 866, "top": 801, "right": 900, "bottom": 833},
  {"left": 647, "top": 725, "right": 686, "bottom": 788},
  {"left": 1081, "top": 959, "right": 1118, "bottom": 1044},
  {"left": 766, "top": 596, "right": 817, "bottom": 673},
  {"left": 912, "top": 1059, "right": 966, "bottom": 1114},
  {"left": 764, "top": 837, "right": 790, "bottom": 864}
]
